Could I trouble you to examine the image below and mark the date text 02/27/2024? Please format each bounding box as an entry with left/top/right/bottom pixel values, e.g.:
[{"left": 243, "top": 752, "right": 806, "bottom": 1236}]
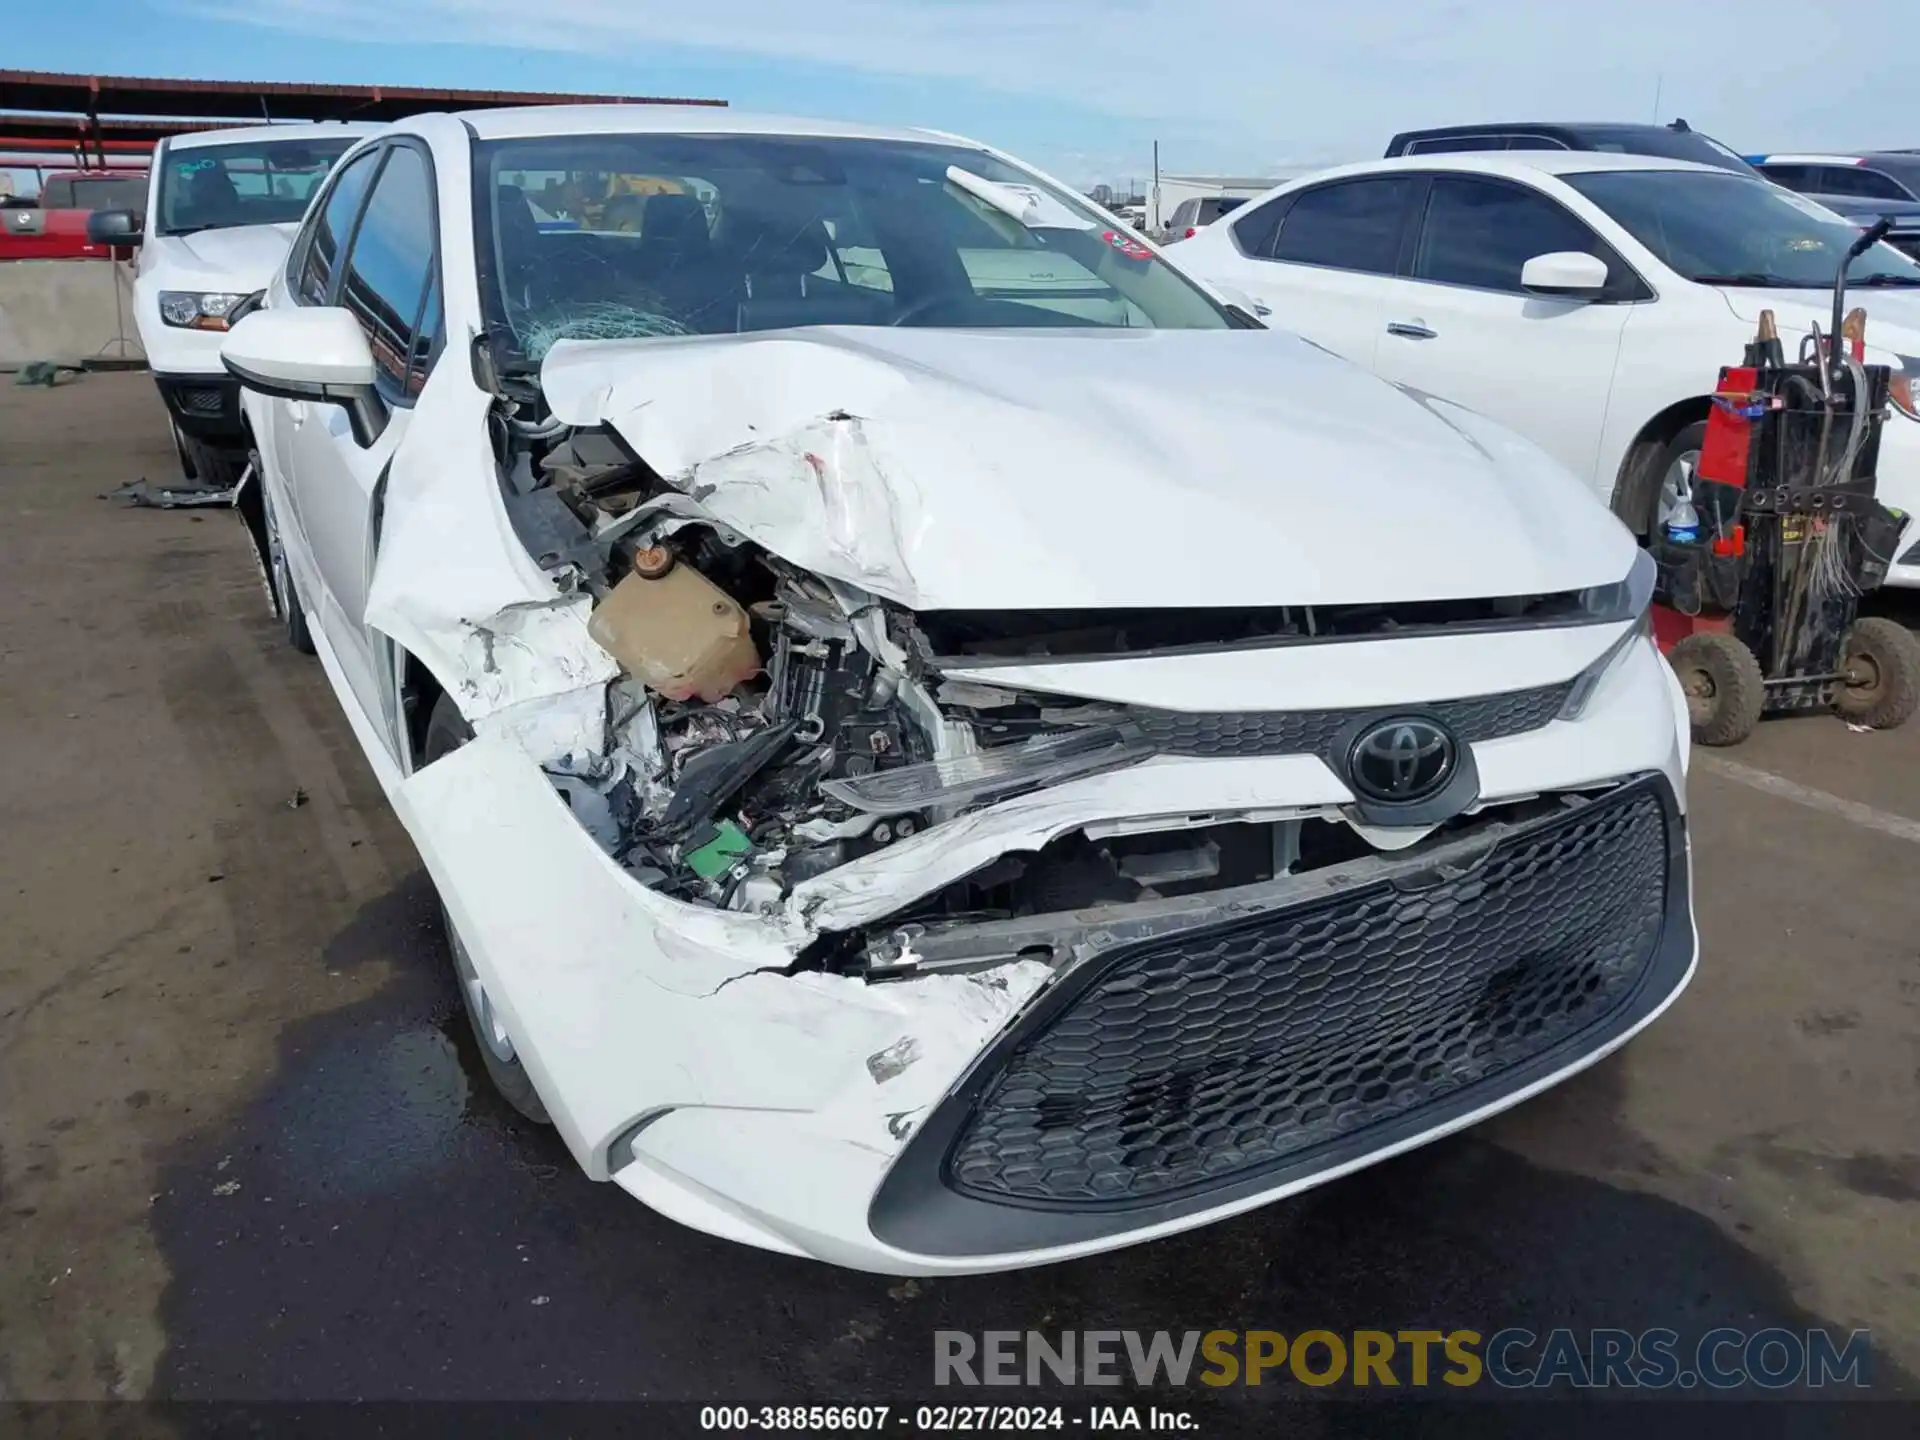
[{"left": 697, "top": 1405, "right": 1197, "bottom": 1431}]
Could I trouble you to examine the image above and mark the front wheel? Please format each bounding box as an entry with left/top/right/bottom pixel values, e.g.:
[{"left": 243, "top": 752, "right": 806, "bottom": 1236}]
[
  {"left": 260, "top": 467, "right": 315, "bottom": 656},
  {"left": 1832, "top": 617, "right": 1920, "bottom": 730},
  {"left": 423, "top": 694, "right": 551, "bottom": 1125}
]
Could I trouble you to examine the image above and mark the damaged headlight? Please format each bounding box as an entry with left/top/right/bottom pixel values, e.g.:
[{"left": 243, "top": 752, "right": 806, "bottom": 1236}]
[
  {"left": 159, "top": 290, "right": 248, "bottom": 331},
  {"left": 821, "top": 725, "right": 1155, "bottom": 816},
  {"left": 1559, "top": 550, "right": 1657, "bottom": 722}
]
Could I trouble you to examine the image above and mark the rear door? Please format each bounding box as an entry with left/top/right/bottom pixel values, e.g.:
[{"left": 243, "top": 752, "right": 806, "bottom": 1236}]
[
  {"left": 1370, "top": 173, "right": 1636, "bottom": 486},
  {"left": 1214, "top": 175, "right": 1420, "bottom": 368},
  {"left": 288, "top": 140, "right": 443, "bottom": 745}
]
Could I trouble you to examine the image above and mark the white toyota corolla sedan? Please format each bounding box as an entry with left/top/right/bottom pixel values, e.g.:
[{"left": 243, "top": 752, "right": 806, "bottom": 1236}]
[{"left": 222, "top": 106, "right": 1696, "bottom": 1275}]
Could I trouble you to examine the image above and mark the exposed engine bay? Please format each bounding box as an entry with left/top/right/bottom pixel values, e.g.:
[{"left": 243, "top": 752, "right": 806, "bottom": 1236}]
[{"left": 486, "top": 403, "right": 1530, "bottom": 973}]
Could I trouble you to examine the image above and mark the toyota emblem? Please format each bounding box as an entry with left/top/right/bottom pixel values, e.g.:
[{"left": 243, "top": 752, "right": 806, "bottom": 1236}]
[{"left": 1347, "top": 717, "right": 1457, "bottom": 804}]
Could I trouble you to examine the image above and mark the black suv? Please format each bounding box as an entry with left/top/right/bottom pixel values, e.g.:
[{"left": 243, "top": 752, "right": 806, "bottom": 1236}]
[{"left": 1385, "top": 120, "right": 1756, "bottom": 175}]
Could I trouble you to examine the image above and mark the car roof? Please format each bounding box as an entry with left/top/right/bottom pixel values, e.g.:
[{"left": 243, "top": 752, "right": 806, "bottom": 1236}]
[
  {"left": 167, "top": 122, "right": 385, "bottom": 152},
  {"left": 448, "top": 105, "right": 974, "bottom": 148},
  {"left": 1284, "top": 151, "right": 1735, "bottom": 187}
]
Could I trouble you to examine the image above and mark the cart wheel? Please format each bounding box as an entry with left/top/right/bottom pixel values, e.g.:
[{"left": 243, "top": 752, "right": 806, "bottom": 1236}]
[
  {"left": 1668, "top": 632, "right": 1765, "bottom": 746},
  {"left": 1832, "top": 617, "right": 1920, "bottom": 730}
]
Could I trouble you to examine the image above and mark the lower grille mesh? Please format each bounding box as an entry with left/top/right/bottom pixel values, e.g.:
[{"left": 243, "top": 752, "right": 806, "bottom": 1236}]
[{"left": 946, "top": 783, "right": 1670, "bottom": 1207}]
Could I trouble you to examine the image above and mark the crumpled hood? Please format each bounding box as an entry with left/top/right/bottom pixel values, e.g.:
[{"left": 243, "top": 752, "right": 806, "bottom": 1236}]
[
  {"left": 151, "top": 222, "right": 298, "bottom": 289},
  {"left": 541, "top": 327, "right": 1636, "bottom": 611}
]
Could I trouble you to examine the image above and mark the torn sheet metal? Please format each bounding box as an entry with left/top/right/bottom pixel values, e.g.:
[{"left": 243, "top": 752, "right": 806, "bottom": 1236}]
[
  {"left": 103, "top": 477, "right": 237, "bottom": 508},
  {"left": 393, "top": 728, "right": 1050, "bottom": 1176},
  {"left": 365, "top": 366, "right": 616, "bottom": 720},
  {"left": 539, "top": 327, "right": 1637, "bottom": 612}
]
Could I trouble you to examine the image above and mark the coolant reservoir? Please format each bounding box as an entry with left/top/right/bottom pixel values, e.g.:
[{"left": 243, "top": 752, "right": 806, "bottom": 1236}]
[{"left": 587, "top": 566, "right": 760, "bottom": 702}]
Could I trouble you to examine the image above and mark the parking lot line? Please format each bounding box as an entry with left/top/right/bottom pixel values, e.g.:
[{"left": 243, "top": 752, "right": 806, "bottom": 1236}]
[{"left": 1696, "top": 754, "right": 1920, "bottom": 844}]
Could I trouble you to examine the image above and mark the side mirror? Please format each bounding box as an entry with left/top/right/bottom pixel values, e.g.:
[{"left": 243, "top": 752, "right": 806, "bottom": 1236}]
[
  {"left": 222, "top": 307, "right": 388, "bottom": 447},
  {"left": 1520, "top": 250, "right": 1609, "bottom": 298},
  {"left": 86, "top": 208, "right": 143, "bottom": 246}
]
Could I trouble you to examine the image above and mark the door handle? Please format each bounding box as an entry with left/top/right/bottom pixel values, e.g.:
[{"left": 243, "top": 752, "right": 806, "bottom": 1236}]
[{"left": 1386, "top": 320, "right": 1437, "bottom": 340}]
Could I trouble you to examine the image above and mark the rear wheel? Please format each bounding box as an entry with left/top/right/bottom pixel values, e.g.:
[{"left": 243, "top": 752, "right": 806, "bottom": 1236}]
[
  {"left": 1668, "top": 631, "right": 1764, "bottom": 746},
  {"left": 1832, "top": 617, "right": 1920, "bottom": 730},
  {"left": 423, "top": 694, "right": 551, "bottom": 1125}
]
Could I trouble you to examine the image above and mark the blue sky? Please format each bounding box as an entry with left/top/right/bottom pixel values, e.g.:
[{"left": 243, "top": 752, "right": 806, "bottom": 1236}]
[{"left": 9, "top": 1, "right": 1918, "bottom": 188}]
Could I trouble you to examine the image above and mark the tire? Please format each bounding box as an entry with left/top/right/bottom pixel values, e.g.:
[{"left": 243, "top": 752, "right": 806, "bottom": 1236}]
[
  {"left": 423, "top": 693, "right": 552, "bottom": 1125},
  {"left": 1832, "top": 617, "right": 1920, "bottom": 730},
  {"left": 177, "top": 430, "right": 245, "bottom": 492},
  {"left": 260, "top": 469, "right": 316, "bottom": 656},
  {"left": 1667, "top": 631, "right": 1765, "bottom": 746},
  {"left": 1645, "top": 420, "right": 1707, "bottom": 535}
]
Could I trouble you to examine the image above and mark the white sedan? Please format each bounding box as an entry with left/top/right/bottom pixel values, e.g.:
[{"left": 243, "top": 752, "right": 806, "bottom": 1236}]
[
  {"left": 223, "top": 105, "right": 1695, "bottom": 1274},
  {"left": 1168, "top": 152, "right": 1920, "bottom": 587}
]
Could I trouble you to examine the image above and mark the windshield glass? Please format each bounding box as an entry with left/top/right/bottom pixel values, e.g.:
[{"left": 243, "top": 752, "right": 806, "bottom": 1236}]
[
  {"left": 156, "top": 137, "right": 359, "bottom": 235},
  {"left": 473, "top": 133, "right": 1229, "bottom": 360},
  {"left": 1565, "top": 169, "right": 1920, "bottom": 286},
  {"left": 1582, "top": 128, "right": 1755, "bottom": 174}
]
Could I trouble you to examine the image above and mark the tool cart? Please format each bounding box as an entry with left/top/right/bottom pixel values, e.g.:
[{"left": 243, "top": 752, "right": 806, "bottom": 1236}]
[{"left": 1651, "top": 219, "right": 1920, "bottom": 746}]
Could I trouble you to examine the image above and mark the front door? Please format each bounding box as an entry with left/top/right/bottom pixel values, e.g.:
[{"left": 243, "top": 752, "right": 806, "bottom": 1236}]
[
  {"left": 1371, "top": 174, "right": 1633, "bottom": 487},
  {"left": 287, "top": 141, "right": 442, "bottom": 755}
]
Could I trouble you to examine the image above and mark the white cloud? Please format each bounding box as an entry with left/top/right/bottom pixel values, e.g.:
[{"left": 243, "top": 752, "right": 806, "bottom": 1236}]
[{"left": 176, "top": 0, "right": 1911, "bottom": 176}]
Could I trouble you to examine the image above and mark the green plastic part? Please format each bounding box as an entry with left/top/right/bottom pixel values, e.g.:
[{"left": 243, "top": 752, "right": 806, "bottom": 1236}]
[{"left": 685, "top": 819, "right": 753, "bottom": 880}]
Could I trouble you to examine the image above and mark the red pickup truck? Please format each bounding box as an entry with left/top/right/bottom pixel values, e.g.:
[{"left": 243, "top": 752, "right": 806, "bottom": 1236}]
[{"left": 0, "top": 169, "right": 149, "bottom": 260}]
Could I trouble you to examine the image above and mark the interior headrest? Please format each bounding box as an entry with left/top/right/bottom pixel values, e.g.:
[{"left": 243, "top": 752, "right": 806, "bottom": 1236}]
[{"left": 642, "top": 193, "right": 710, "bottom": 245}]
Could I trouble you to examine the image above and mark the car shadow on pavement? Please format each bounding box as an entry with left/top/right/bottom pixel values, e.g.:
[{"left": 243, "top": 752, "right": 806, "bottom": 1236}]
[{"left": 150, "top": 870, "right": 1913, "bottom": 1422}]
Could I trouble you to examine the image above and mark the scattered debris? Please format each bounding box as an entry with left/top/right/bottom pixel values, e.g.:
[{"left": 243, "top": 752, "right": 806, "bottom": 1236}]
[
  {"left": 287, "top": 787, "right": 310, "bottom": 810},
  {"left": 531, "top": 1295, "right": 551, "bottom": 1306},
  {"left": 102, "top": 477, "right": 237, "bottom": 509},
  {"left": 887, "top": 1279, "right": 922, "bottom": 1302},
  {"left": 212, "top": 1181, "right": 240, "bottom": 1197},
  {"left": 206, "top": 873, "right": 226, "bottom": 884},
  {"left": 13, "top": 361, "right": 70, "bottom": 388}
]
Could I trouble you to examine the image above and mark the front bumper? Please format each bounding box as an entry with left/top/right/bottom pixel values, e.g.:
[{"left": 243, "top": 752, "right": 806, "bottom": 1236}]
[
  {"left": 390, "top": 631, "right": 1696, "bottom": 1275},
  {"left": 1873, "top": 415, "right": 1920, "bottom": 588},
  {"left": 152, "top": 371, "right": 246, "bottom": 443}
]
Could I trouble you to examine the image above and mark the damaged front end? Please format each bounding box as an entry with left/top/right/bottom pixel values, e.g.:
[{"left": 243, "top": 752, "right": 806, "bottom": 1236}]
[{"left": 378, "top": 332, "right": 1692, "bottom": 1272}]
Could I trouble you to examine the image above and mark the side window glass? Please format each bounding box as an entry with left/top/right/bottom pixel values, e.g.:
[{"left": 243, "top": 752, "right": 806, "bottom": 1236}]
[
  {"left": 1230, "top": 194, "right": 1294, "bottom": 257},
  {"left": 1412, "top": 177, "right": 1612, "bottom": 293},
  {"left": 1502, "top": 136, "right": 1567, "bottom": 151},
  {"left": 338, "top": 145, "right": 437, "bottom": 398},
  {"left": 295, "top": 148, "right": 380, "bottom": 307},
  {"left": 1837, "top": 167, "right": 1908, "bottom": 201},
  {"left": 1271, "top": 178, "right": 1413, "bottom": 275}
]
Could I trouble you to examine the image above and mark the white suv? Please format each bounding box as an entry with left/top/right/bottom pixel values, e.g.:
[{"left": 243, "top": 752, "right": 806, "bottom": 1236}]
[{"left": 1169, "top": 153, "right": 1920, "bottom": 586}]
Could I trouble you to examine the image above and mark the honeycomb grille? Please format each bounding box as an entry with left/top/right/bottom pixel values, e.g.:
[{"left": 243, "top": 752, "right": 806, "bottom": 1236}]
[
  {"left": 1128, "top": 682, "right": 1573, "bottom": 760},
  {"left": 176, "top": 387, "right": 227, "bottom": 416},
  {"left": 945, "top": 784, "right": 1669, "bottom": 1207}
]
